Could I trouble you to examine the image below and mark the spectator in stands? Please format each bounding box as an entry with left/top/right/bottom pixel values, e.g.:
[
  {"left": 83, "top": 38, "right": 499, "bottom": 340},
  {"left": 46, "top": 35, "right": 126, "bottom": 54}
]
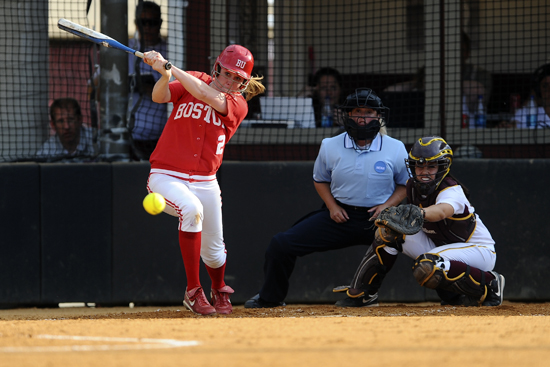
[
  {"left": 384, "top": 32, "right": 492, "bottom": 125},
  {"left": 297, "top": 67, "right": 344, "bottom": 127},
  {"left": 36, "top": 98, "right": 95, "bottom": 159},
  {"left": 89, "top": 1, "right": 167, "bottom": 160},
  {"left": 244, "top": 88, "right": 409, "bottom": 308},
  {"left": 504, "top": 63, "right": 550, "bottom": 128},
  {"left": 128, "top": 0, "right": 168, "bottom": 160},
  {"left": 461, "top": 32, "right": 492, "bottom": 122}
]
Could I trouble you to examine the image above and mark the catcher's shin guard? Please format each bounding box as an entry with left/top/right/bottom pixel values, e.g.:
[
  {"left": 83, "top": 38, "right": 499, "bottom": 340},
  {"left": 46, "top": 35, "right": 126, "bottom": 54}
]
[
  {"left": 348, "top": 243, "right": 390, "bottom": 297},
  {"left": 412, "top": 254, "right": 488, "bottom": 305}
]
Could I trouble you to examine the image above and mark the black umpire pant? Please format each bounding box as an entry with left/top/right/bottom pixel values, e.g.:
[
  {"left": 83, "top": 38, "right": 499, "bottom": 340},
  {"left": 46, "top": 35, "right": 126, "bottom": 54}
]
[{"left": 258, "top": 204, "right": 375, "bottom": 303}]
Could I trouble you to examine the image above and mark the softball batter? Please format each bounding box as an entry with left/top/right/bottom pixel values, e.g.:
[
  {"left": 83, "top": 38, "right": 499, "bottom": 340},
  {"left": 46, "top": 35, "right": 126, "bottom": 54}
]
[{"left": 143, "top": 45, "right": 265, "bottom": 315}]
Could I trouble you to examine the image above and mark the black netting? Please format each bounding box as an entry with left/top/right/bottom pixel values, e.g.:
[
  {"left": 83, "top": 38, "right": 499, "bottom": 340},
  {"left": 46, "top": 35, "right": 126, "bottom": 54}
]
[{"left": 1, "top": 0, "right": 549, "bottom": 162}]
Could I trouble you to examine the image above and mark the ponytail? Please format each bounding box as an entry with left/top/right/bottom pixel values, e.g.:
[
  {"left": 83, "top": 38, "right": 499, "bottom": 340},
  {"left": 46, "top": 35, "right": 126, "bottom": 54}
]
[{"left": 243, "top": 76, "right": 265, "bottom": 101}]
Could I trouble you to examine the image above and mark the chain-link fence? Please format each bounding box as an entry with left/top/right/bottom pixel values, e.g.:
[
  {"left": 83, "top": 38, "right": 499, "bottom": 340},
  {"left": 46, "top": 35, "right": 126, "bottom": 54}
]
[{"left": 1, "top": 0, "right": 549, "bottom": 162}]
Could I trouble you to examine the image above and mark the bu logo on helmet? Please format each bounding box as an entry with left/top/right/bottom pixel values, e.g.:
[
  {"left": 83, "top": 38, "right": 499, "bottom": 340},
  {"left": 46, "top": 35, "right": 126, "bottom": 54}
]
[
  {"left": 235, "top": 59, "right": 247, "bottom": 69},
  {"left": 212, "top": 45, "right": 254, "bottom": 94}
]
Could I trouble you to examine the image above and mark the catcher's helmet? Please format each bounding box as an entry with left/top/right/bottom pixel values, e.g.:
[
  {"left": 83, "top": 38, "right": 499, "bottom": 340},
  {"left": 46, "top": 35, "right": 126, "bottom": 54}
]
[
  {"left": 337, "top": 88, "right": 389, "bottom": 141},
  {"left": 406, "top": 136, "right": 453, "bottom": 196},
  {"left": 212, "top": 44, "right": 254, "bottom": 94}
]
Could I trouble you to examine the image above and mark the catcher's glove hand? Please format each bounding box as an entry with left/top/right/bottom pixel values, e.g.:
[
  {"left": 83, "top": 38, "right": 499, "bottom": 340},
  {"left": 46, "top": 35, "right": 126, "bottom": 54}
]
[
  {"left": 375, "top": 204, "right": 424, "bottom": 235},
  {"left": 374, "top": 204, "right": 424, "bottom": 251}
]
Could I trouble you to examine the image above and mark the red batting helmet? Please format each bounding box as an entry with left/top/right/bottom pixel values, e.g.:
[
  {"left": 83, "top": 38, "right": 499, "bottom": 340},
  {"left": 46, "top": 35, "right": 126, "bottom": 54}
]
[{"left": 211, "top": 45, "right": 254, "bottom": 93}]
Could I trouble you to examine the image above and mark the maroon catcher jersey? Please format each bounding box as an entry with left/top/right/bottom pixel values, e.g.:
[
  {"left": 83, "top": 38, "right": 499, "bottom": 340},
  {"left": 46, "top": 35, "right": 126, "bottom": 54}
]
[{"left": 407, "top": 177, "right": 476, "bottom": 246}]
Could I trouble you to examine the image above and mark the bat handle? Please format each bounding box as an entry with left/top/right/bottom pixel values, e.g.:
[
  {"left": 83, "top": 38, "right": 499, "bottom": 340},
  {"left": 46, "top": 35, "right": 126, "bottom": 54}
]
[{"left": 136, "top": 50, "right": 171, "bottom": 70}]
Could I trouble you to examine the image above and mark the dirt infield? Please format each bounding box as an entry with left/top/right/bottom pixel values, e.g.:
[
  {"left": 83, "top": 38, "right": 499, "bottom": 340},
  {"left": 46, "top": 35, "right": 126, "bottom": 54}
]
[{"left": 1, "top": 302, "right": 550, "bottom": 367}]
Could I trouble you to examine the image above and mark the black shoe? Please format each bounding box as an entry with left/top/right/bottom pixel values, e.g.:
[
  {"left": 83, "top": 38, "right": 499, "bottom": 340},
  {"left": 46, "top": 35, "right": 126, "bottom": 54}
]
[
  {"left": 335, "top": 293, "right": 379, "bottom": 308},
  {"left": 483, "top": 271, "right": 505, "bottom": 306},
  {"left": 438, "top": 289, "right": 478, "bottom": 307},
  {"left": 244, "top": 294, "right": 286, "bottom": 309}
]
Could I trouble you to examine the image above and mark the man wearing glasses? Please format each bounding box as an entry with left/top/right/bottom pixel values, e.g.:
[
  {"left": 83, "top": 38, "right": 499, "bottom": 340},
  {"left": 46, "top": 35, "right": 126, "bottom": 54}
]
[
  {"left": 88, "top": 1, "right": 167, "bottom": 160},
  {"left": 128, "top": 1, "right": 168, "bottom": 160},
  {"left": 36, "top": 98, "right": 95, "bottom": 160}
]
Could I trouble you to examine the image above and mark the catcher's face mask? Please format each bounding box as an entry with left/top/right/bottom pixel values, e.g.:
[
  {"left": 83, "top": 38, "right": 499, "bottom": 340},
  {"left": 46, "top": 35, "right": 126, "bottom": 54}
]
[
  {"left": 414, "top": 161, "right": 439, "bottom": 182},
  {"left": 407, "top": 158, "right": 450, "bottom": 196}
]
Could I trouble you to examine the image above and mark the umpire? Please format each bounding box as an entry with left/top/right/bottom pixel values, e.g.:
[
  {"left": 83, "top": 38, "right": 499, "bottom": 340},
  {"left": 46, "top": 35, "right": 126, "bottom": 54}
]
[{"left": 245, "top": 88, "right": 409, "bottom": 308}]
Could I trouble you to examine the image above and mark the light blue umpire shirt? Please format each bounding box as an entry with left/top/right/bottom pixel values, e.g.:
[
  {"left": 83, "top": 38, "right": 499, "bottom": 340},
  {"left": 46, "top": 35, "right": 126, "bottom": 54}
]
[{"left": 313, "top": 132, "right": 409, "bottom": 208}]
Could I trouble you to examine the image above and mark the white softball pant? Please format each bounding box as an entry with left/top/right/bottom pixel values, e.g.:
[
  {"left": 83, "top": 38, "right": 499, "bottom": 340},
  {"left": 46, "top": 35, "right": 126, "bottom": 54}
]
[
  {"left": 384, "top": 230, "right": 496, "bottom": 272},
  {"left": 146, "top": 172, "right": 226, "bottom": 268}
]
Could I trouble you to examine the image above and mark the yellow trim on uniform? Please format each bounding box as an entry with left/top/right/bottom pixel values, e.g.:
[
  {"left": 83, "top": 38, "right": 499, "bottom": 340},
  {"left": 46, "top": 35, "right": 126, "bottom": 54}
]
[
  {"left": 480, "top": 286, "right": 488, "bottom": 304},
  {"left": 368, "top": 273, "right": 378, "bottom": 285},
  {"left": 347, "top": 290, "right": 365, "bottom": 298},
  {"left": 465, "top": 222, "right": 477, "bottom": 242},
  {"left": 409, "top": 137, "right": 453, "bottom": 161},
  {"left": 432, "top": 186, "right": 478, "bottom": 241},
  {"left": 375, "top": 244, "right": 386, "bottom": 265},
  {"left": 445, "top": 212, "right": 474, "bottom": 221},
  {"left": 442, "top": 271, "right": 466, "bottom": 282},
  {"left": 468, "top": 274, "right": 481, "bottom": 285},
  {"left": 417, "top": 260, "right": 437, "bottom": 286},
  {"left": 434, "top": 244, "right": 477, "bottom": 255},
  {"left": 438, "top": 185, "right": 457, "bottom": 194}
]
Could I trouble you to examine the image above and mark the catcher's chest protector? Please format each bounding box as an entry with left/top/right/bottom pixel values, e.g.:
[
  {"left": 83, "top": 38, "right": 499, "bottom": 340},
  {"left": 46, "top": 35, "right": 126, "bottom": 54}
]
[{"left": 407, "top": 178, "right": 476, "bottom": 246}]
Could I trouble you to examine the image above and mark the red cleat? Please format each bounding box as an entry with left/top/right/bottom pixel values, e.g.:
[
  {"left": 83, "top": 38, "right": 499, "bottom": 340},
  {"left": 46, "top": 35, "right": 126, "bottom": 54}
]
[
  {"left": 210, "top": 285, "right": 235, "bottom": 314},
  {"left": 183, "top": 287, "right": 216, "bottom": 315}
]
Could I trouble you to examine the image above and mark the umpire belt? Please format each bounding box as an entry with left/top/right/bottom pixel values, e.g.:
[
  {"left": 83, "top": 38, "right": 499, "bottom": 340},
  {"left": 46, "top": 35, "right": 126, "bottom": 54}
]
[{"left": 336, "top": 201, "right": 372, "bottom": 212}]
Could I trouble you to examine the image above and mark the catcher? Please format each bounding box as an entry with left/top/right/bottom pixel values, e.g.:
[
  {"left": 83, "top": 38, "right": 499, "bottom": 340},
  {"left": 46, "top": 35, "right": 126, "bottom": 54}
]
[{"left": 335, "top": 136, "right": 505, "bottom": 307}]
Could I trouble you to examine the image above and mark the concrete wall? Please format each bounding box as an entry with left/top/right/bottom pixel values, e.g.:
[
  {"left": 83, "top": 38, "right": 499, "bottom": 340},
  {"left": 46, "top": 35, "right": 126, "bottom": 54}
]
[{"left": 1, "top": 160, "right": 548, "bottom": 307}]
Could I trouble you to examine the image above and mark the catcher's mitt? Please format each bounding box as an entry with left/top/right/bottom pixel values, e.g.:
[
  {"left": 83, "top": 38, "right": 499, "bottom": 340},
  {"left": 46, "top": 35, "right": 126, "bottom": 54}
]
[{"left": 375, "top": 204, "right": 424, "bottom": 236}]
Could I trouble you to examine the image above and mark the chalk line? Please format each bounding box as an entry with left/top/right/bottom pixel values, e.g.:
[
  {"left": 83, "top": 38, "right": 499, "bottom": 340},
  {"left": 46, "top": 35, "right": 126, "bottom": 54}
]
[{"left": 0, "top": 334, "right": 200, "bottom": 353}]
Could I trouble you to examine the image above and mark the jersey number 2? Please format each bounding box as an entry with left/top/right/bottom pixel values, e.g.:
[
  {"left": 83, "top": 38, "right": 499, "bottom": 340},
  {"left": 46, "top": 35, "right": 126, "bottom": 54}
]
[{"left": 216, "top": 135, "right": 226, "bottom": 155}]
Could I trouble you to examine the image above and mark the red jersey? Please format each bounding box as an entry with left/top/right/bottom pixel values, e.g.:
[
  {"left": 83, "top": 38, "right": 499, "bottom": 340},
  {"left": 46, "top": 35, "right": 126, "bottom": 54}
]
[{"left": 150, "top": 71, "right": 248, "bottom": 176}]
